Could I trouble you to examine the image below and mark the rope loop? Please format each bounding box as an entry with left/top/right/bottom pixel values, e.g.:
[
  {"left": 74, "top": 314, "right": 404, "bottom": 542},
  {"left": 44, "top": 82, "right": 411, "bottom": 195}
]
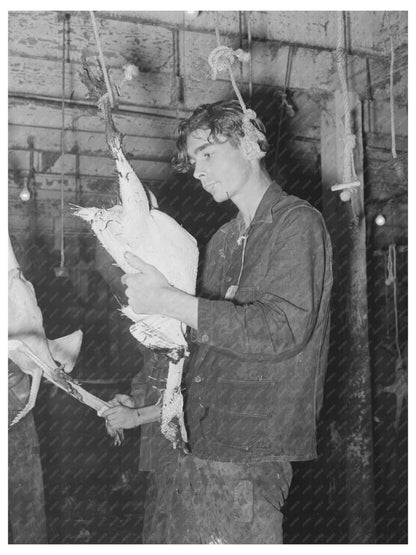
[
  {"left": 208, "top": 45, "right": 250, "bottom": 79},
  {"left": 208, "top": 36, "right": 263, "bottom": 160},
  {"left": 90, "top": 11, "right": 115, "bottom": 108},
  {"left": 334, "top": 45, "right": 346, "bottom": 66}
]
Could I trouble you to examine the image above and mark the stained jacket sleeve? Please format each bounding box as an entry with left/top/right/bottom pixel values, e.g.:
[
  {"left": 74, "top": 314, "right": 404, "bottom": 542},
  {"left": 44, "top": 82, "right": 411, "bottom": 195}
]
[
  {"left": 128, "top": 347, "right": 158, "bottom": 407},
  {"left": 198, "top": 231, "right": 224, "bottom": 300},
  {"left": 196, "top": 206, "right": 331, "bottom": 362},
  {"left": 129, "top": 367, "right": 148, "bottom": 407}
]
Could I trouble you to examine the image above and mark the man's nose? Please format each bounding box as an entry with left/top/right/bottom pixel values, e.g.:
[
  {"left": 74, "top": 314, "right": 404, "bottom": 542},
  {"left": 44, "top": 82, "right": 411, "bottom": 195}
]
[{"left": 193, "top": 160, "right": 206, "bottom": 180}]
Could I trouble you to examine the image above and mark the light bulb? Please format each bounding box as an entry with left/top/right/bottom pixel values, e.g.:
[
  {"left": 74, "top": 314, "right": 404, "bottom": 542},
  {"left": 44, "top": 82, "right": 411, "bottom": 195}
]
[
  {"left": 375, "top": 213, "right": 386, "bottom": 226},
  {"left": 19, "top": 183, "right": 31, "bottom": 202}
]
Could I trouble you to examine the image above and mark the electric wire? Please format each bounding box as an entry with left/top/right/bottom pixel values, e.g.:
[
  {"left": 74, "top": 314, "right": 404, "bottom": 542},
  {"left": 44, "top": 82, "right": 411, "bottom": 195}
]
[{"left": 59, "top": 15, "right": 67, "bottom": 271}]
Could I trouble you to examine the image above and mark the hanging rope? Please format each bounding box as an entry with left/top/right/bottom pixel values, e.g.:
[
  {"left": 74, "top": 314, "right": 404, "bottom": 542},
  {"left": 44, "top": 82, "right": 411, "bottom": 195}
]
[
  {"left": 209, "top": 12, "right": 265, "bottom": 160},
  {"left": 386, "top": 244, "right": 403, "bottom": 365},
  {"left": 365, "top": 57, "right": 374, "bottom": 134},
  {"left": 238, "top": 11, "right": 244, "bottom": 90},
  {"left": 245, "top": 11, "right": 253, "bottom": 103},
  {"left": 388, "top": 19, "right": 397, "bottom": 160},
  {"left": 274, "top": 45, "right": 295, "bottom": 174},
  {"left": 282, "top": 47, "right": 295, "bottom": 117},
  {"left": 208, "top": 45, "right": 249, "bottom": 110},
  {"left": 386, "top": 15, "right": 406, "bottom": 183},
  {"left": 58, "top": 14, "right": 68, "bottom": 275},
  {"left": 335, "top": 11, "right": 358, "bottom": 183},
  {"left": 181, "top": 11, "right": 187, "bottom": 103},
  {"left": 90, "top": 11, "right": 115, "bottom": 108},
  {"left": 381, "top": 243, "right": 406, "bottom": 434},
  {"left": 383, "top": 251, "right": 391, "bottom": 338},
  {"left": 331, "top": 11, "right": 361, "bottom": 208}
]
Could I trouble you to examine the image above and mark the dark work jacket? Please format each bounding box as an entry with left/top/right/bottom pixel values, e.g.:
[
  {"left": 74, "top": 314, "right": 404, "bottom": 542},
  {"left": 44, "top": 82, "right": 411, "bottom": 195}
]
[
  {"left": 184, "top": 183, "right": 333, "bottom": 463},
  {"left": 130, "top": 349, "right": 179, "bottom": 473}
]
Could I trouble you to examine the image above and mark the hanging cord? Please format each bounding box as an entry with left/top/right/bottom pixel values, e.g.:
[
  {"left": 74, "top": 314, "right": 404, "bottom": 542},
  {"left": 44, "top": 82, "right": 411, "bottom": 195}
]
[
  {"left": 209, "top": 12, "right": 266, "bottom": 161},
  {"left": 388, "top": 18, "right": 397, "bottom": 161},
  {"left": 381, "top": 243, "right": 406, "bottom": 434},
  {"left": 365, "top": 57, "right": 374, "bottom": 134},
  {"left": 386, "top": 244, "right": 402, "bottom": 365},
  {"left": 383, "top": 251, "right": 391, "bottom": 338},
  {"left": 274, "top": 45, "right": 295, "bottom": 173},
  {"left": 335, "top": 12, "right": 355, "bottom": 183},
  {"left": 90, "top": 11, "right": 115, "bottom": 108},
  {"left": 210, "top": 16, "right": 248, "bottom": 111},
  {"left": 245, "top": 11, "right": 253, "bottom": 103},
  {"left": 386, "top": 16, "right": 406, "bottom": 183},
  {"left": 281, "top": 47, "right": 295, "bottom": 117},
  {"left": 181, "top": 11, "right": 187, "bottom": 103},
  {"left": 59, "top": 14, "right": 68, "bottom": 273},
  {"left": 385, "top": 243, "right": 395, "bottom": 286},
  {"left": 238, "top": 11, "right": 244, "bottom": 89},
  {"left": 332, "top": 11, "right": 361, "bottom": 214}
]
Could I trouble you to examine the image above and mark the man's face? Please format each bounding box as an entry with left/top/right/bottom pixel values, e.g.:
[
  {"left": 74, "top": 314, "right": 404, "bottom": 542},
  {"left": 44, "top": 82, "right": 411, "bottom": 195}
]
[{"left": 186, "top": 129, "right": 252, "bottom": 203}]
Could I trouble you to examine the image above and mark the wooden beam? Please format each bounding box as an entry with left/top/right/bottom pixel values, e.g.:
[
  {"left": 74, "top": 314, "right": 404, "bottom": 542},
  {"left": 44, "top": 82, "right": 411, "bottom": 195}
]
[{"left": 321, "top": 91, "right": 376, "bottom": 543}]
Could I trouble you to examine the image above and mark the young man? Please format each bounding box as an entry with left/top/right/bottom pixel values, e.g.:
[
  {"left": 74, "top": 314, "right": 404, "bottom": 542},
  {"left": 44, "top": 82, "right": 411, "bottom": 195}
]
[{"left": 104, "top": 99, "right": 333, "bottom": 543}]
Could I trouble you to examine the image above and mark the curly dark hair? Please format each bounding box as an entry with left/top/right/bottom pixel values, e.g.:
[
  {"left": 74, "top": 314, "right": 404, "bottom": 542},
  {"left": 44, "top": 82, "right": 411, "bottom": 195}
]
[{"left": 171, "top": 99, "right": 269, "bottom": 173}]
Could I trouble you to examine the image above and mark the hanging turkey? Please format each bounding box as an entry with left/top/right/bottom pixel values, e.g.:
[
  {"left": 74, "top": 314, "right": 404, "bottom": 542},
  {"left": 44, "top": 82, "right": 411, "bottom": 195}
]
[
  {"left": 8, "top": 235, "right": 124, "bottom": 443},
  {"left": 73, "top": 54, "right": 198, "bottom": 450}
]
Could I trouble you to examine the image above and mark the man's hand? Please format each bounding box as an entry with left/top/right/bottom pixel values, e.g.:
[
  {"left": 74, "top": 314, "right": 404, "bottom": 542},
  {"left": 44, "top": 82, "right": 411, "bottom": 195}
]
[
  {"left": 101, "top": 405, "right": 140, "bottom": 430},
  {"left": 121, "top": 252, "right": 171, "bottom": 315},
  {"left": 121, "top": 251, "right": 199, "bottom": 329}
]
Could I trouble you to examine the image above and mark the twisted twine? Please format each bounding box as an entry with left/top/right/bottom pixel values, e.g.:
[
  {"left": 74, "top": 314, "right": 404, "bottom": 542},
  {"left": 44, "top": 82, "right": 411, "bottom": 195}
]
[
  {"left": 59, "top": 14, "right": 67, "bottom": 271},
  {"left": 335, "top": 11, "right": 357, "bottom": 185},
  {"left": 90, "top": 11, "right": 115, "bottom": 108},
  {"left": 209, "top": 17, "right": 265, "bottom": 160},
  {"left": 334, "top": 11, "right": 361, "bottom": 220}
]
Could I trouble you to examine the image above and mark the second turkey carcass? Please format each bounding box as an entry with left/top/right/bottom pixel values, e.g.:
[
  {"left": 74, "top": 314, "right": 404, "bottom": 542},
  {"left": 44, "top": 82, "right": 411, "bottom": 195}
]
[
  {"left": 74, "top": 56, "right": 198, "bottom": 450},
  {"left": 8, "top": 234, "right": 124, "bottom": 444}
]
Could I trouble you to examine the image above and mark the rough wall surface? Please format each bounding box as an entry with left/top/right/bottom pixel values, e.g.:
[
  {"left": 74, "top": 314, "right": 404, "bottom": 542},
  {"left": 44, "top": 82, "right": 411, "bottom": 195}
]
[
  {"left": 9, "top": 11, "right": 408, "bottom": 239},
  {"left": 8, "top": 10, "right": 407, "bottom": 545}
]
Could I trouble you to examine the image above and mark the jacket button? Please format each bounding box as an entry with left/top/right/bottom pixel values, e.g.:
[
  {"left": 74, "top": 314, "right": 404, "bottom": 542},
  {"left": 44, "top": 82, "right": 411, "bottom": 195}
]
[
  {"left": 201, "top": 334, "right": 209, "bottom": 342},
  {"left": 194, "top": 375, "right": 202, "bottom": 383}
]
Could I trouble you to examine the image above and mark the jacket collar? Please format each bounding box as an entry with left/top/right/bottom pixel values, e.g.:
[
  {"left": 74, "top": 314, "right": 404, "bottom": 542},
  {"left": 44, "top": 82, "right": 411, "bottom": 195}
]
[{"left": 235, "top": 181, "right": 284, "bottom": 232}]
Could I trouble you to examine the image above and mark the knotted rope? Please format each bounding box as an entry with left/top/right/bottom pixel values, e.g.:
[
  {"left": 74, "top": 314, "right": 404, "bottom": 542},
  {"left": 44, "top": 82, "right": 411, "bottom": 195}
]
[
  {"left": 90, "top": 11, "right": 115, "bottom": 108},
  {"left": 389, "top": 34, "right": 397, "bottom": 161},
  {"left": 246, "top": 11, "right": 253, "bottom": 102},
  {"left": 334, "top": 11, "right": 358, "bottom": 186},
  {"left": 331, "top": 11, "right": 361, "bottom": 214},
  {"left": 208, "top": 16, "right": 266, "bottom": 161},
  {"left": 57, "top": 13, "right": 69, "bottom": 277},
  {"left": 387, "top": 15, "right": 405, "bottom": 183}
]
